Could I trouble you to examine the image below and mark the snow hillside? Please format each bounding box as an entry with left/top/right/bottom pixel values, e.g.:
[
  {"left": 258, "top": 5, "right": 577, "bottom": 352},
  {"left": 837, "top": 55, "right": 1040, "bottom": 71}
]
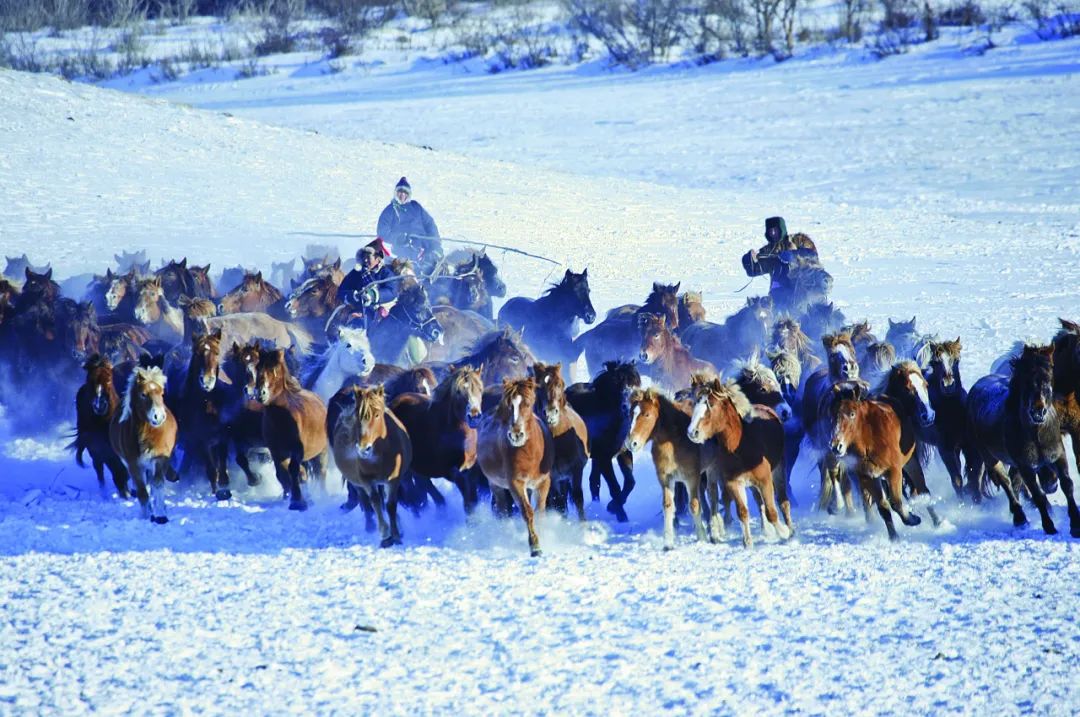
[{"left": 1, "top": 38, "right": 1080, "bottom": 716}]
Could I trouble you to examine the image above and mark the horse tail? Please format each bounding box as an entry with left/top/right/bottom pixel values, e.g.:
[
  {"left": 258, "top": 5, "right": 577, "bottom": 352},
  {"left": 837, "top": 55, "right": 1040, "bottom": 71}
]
[
  {"left": 916, "top": 438, "right": 934, "bottom": 470},
  {"left": 286, "top": 324, "right": 314, "bottom": 355},
  {"left": 66, "top": 429, "right": 86, "bottom": 468}
]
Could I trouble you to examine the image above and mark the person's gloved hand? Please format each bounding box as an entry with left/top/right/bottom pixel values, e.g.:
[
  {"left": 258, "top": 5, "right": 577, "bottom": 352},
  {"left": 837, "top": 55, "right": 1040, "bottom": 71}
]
[
  {"left": 359, "top": 288, "right": 377, "bottom": 307},
  {"left": 377, "top": 306, "right": 389, "bottom": 319}
]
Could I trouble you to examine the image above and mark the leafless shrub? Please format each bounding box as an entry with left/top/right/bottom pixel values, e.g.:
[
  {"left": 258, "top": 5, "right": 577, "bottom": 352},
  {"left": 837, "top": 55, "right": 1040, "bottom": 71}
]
[{"left": 563, "top": 0, "right": 686, "bottom": 68}]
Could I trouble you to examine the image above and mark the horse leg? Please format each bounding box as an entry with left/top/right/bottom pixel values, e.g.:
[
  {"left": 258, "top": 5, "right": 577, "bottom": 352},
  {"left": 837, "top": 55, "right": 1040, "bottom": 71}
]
[
  {"left": 287, "top": 452, "right": 308, "bottom": 511},
  {"left": 340, "top": 482, "right": 362, "bottom": 511},
  {"left": 617, "top": 449, "right": 636, "bottom": 505},
  {"left": 601, "top": 459, "right": 628, "bottom": 523},
  {"left": 686, "top": 476, "right": 707, "bottom": 543},
  {"left": 817, "top": 459, "right": 836, "bottom": 514},
  {"left": 659, "top": 474, "right": 677, "bottom": 551},
  {"left": 449, "top": 468, "right": 478, "bottom": 516},
  {"left": 941, "top": 445, "right": 965, "bottom": 500},
  {"left": 904, "top": 458, "right": 939, "bottom": 527},
  {"left": 91, "top": 456, "right": 107, "bottom": 492},
  {"left": 510, "top": 478, "right": 541, "bottom": 557},
  {"left": 364, "top": 483, "right": 392, "bottom": 547},
  {"left": 866, "top": 475, "right": 899, "bottom": 541},
  {"left": 106, "top": 455, "right": 131, "bottom": 499},
  {"left": 149, "top": 461, "right": 168, "bottom": 524},
  {"left": 588, "top": 459, "right": 602, "bottom": 502},
  {"left": 131, "top": 461, "right": 150, "bottom": 519},
  {"left": 772, "top": 463, "right": 794, "bottom": 536},
  {"left": 674, "top": 482, "right": 689, "bottom": 524},
  {"left": 1052, "top": 454, "right": 1080, "bottom": 538},
  {"left": 885, "top": 466, "right": 921, "bottom": 527},
  {"left": 729, "top": 481, "right": 753, "bottom": 549},
  {"left": 204, "top": 445, "right": 224, "bottom": 501},
  {"left": 571, "top": 462, "right": 587, "bottom": 522},
  {"left": 706, "top": 472, "right": 725, "bottom": 543},
  {"left": 214, "top": 441, "right": 232, "bottom": 501},
  {"left": 1016, "top": 464, "right": 1057, "bottom": 535},
  {"left": 757, "top": 467, "right": 790, "bottom": 540},
  {"left": 419, "top": 475, "right": 446, "bottom": 509},
  {"left": 234, "top": 443, "right": 260, "bottom": 487},
  {"left": 839, "top": 465, "right": 856, "bottom": 516},
  {"left": 386, "top": 480, "right": 403, "bottom": 545},
  {"left": 984, "top": 458, "right": 1028, "bottom": 527}
]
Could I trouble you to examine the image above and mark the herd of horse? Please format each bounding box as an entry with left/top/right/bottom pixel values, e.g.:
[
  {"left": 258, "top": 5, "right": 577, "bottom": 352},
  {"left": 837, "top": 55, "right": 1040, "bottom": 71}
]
[{"left": 1, "top": 241, "right": 1079, "bottom": 556}]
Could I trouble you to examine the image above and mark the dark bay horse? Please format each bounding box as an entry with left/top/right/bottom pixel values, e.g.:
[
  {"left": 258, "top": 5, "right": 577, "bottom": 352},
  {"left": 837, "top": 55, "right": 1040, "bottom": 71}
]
[
  {"left": 966, "top": 344, "right": 1080, "bottom": 537},
  {"left": 798, "top": 301, "right": 847, "bottom": 354},
  {"left": 428, "top": 252, "right": 495, "bottom": 319},
  {"left": 566, "top": 360, "right": 641, "bottom": 521},
  {"left": 109, "top": 366, "right": 177, "bottom": 523},
  {"left": 497, "top": 269, "right": 595, "bottom": 377},
  {"left": 477, "top": 378, "right": 554, "bottom": 557},
  {"left": 1052, "top": 319, "right": 1080, "bottom": 484},
  {"left": 391, "top": 365, "right": 484, "bottom": 513},
  {"left": 220, "top": 341, "right": 268, "bottom": 488},
  {"left": 72, "top": 355, "right": 130, "bottom": 497},
  {"left": 877, "top": 360, "right": 941, "bottom": 526},
  {"left": 176, "top": 330, "right": 233, "bottom": 500},
  {"left": 924, "top": 339, "right": 980, "bottom": 500},
  {"left": 330, "top": 385, "right": 413, "bottom": 547},
  {"left": 284, "top": 273, "right": 340, "bottom": 336},
  {"left": 533, "top": 363, "right": 589, "bottom": 521},
  {"left": 575, "top": 282, "right": 677, "bottom": 377},
  {"left": 155, "top": 258, "right": 198, "bottom": 304},
  {"left": 687, "top": 376, "right": 791, "bottom": 547}
]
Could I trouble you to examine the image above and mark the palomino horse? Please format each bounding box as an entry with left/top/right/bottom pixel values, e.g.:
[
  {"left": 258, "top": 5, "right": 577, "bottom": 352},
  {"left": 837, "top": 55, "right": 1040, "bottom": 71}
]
[
  {"left": 253, "top": 348, "right": 329, "bottom": 511},
  {"left": 677, "top": 290, "right": 706, "bottom": 331},
  {"left": 73, "top": 355, "right": 130, "bottom": 497},
  {"left": 566, "top": 360, "right": 641, "bottom": 521},
  {"left": 800, "top": 332, "right": 860, "bottom": 514},
  {"left": 133, "top": 276, "right": 184, "bottom": 344},
  {"left": 218, "top": 272, "right": 284, "bottom": 315},
  {"left": 679, "top": 295, "right": 773, "bottom": 373},
  {"left": 391, "top": 365, "right": 484, "bottom": 512},
  {"left": 477, "top": 378, "right": 554, "bottom": 557},
  {"left": 301, "top": 325, "right": 375, "bottom": 402},
  {"left": 576, "top": 282, "right": 679, "bottom": 376},
  {"left": 532, "top": 363, "right": 589, "bottom": 521},
  {"left": 109, "top": 366, "right": 177, "bottom": 523},
  {"left": 829, "top": 381, "right": 923, "bottom": 540},
  {"left": 497, "top": 269, "right": 596, "bottom": 376},
  {"left": 329, "top": 385, "right": 413, "bottom": 547},
  {"left": 637, "top": 313, "right": 717, "bottom": 390},
  {"left": 966, "top": 344, "right": 1080, "bottom": 537},
  {"left": 687, "top": 376, "right": 791, "bottom": 548},
  {"left": 175, "top": 329, "right": 232, "bottom": 500},
  {"left": 859, "top": 341, "right": 896, "bottom": 388},
  {"left": 622, "top": 387, "right": 707, "bottom": 549}
]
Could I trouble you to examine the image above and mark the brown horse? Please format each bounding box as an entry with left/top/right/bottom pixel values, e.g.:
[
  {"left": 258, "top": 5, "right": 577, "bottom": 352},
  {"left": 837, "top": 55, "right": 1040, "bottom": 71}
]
[
  {"left": 637, "top": 313, "right": 717, "bottom": 390},
  {"left": 188, "top": 264, "right": 215, "bottom": 299},
  {"left": 391, "top": 365, "right": 484, "bottom": 512},
  {"left": 877, "top": 360, "right": 940, "bottom": 526},
  {"left": 829, "top": 381, "right": 923, "bottom": 540},
  {"left": 218, "top": 272, "right": 283, "bottom": 315},
  {"left": 72, "top": 355, "right": 130, "bottom": 497},
  {"left": 577, "top": 282, "right": 681, "bottom": 375},
  {"left": 109, "top": 366, "right": 178, "bottom": 523},
  {"left": 687, "top": 376, "right": 791, "bottom": 548},
  {"left": 0, "top": 277, "right": 19, "bottom": 327},
  {"left": 254, "top": 348, "right": 329, "bottom": 511},
  {"left": 284, "top": 273, "right": 340, "bottom": 335},
  {"left": 133, "top": 276, "right": 184, "bottom": 344},
  {"left": 329, "top": 385, "right": 413, "bottom": 547},
  {"left": 155, "top": 258, "right": 197, "bottom": 304},
  {"left": 176, "top": 329, "right": 233, "bottom": 500},
  {"left": 1052, "top": 319, "right": 1080, "bottom": 483},
  {"left": 532, "top": 363, "right": 589, "bottom": 521},
  {"left": 677, "top": 290, "right": 706, "bottom": 329},
  {"left": 477, "top": 378, "right": 554, "bottom": 557},
  {"left": 623, "top": 387, "right": 707, "bottom": 549}
]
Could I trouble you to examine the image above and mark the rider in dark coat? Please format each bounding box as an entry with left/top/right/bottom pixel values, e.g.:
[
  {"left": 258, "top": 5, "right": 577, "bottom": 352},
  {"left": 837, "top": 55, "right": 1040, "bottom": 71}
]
[
  {"left": 741, "top": 216, "right": 817, "bottom": 308},
  {"left": 339, "top": 238, "right": 397, "bottom": 321},
  {"left": 376, "top": 177, "right": 443, "bottom": 275}
]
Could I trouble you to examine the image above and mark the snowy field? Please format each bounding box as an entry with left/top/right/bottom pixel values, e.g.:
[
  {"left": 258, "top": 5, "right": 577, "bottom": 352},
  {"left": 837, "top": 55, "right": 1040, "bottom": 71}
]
[{"left": 2, "top": 21, "right": 1080, "bottom": 714}]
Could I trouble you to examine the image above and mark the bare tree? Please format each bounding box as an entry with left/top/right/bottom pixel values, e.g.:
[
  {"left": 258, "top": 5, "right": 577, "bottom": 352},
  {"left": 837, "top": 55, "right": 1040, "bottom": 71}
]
[{"left": 564, "top": 0, "right": 685, "bottom": 68}]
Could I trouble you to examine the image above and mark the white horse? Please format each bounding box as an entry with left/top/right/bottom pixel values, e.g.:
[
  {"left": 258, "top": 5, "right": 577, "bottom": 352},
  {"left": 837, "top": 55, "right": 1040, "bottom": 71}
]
[{"left": 304, "top": 326, "right": 376, "bottom": 402}]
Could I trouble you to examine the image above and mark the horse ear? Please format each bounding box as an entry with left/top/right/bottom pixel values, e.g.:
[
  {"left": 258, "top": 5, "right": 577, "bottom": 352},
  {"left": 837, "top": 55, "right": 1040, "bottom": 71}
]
[
  {"left": 106, "top": 268, "right": 115, "bottom": 280},
  {"left": 652, "top": 281, "right": 661, "bottom": 292},
  {"left": 888, "top": 318, "right": 896, "bottom": 328},
  {"left": 582, "top": 268, "right": 588, "bottom": 278},
  {"left": 24, "top": 267, "right": 31, "bottom": 280},
  {"left": 673, "top": 282, "right": 681, "bottom": 293},
  {"left": 180, "top": 258, "right": 187, "bottom": 268},
  {"left": 212, "top": 328, "right": 223, "bottom": 341},
  {"left": 1060, "top": 318, "right": 1080, "bottom": 334},
  {"left": 332, "top": 258, "right": 341, "bottom": 270},
  {"left": 374, "top": 384, "right": 385, "bottom": 399},
  {"left": 255, "top": 271, "right": 263, "bottom": 282}
]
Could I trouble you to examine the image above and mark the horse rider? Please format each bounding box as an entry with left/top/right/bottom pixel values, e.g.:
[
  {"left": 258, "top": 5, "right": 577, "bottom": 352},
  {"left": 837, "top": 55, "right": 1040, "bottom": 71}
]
[
  {"left": 741, "top": 216, "right": 818, "bottom": 308},
  {"left": 340, "top": 237, "right": 397, "bottom": 324},
  {"left": 376, "top": 176, "right": 443, "bottom": 276}
]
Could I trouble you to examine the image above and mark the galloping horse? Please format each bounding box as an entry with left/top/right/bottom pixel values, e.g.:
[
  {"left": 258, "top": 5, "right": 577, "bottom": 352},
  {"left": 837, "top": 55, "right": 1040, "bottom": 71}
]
[
  {"left": 622, "top": 387, "right": 707, "bottom": 550},
  {"left": 679, "top": 295, "right": 773, "bottom": 373},
  {"left": 477, "top": 378, "right": 554, "bottom": 557},
  {"left": 637, "top": 313, "right": 717, "bottom": 390},
  {"left": 497, "top": 269, "right": 595, "bottom": 376},
  {"left": 329, "top": 385, "right": 413, "bottom": 547},
  {"left": 109, "top": 366, "right": 177, "bottom": 523},
  {"left": 576, "top": 282, "right": 678, "bottom": 376},
  {"left": 72, "top": 355, "right": 130, "bottom": 497},
  {"left": 532, "top": 363, "right": 589, "bottom": 521},
  {"left": 133, "top": 276, "right": 184, "bottom": 344},
  {"left": 253, "top": 348, "right": 329, "bottom": 511},
  {"left": 175, "top": 329, "right": 233, "bottom": 500},
  {"left": 687, "top": 376, "right": 791, "bottom": 548},
  {"left": 924, "top": 339, "right": 979, "bottom": 500}
]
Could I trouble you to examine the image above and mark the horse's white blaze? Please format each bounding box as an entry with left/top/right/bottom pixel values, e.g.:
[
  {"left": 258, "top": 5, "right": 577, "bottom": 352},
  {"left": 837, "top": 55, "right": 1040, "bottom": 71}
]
[
  {"left": 834, "top": 343, "right": 855, "bottom": 368},
  {"left": 910, "top": 371, "right": 932, "bottom": 414},
  {"left": 511, "top": 394, "right": 522, "bottom": 425},
  {"left": 628, "top": 404, "right": 642, "bottom": 440},
  {"left": 421, "top": 379, "right": 432, "bottom": 396},
  {"left": 688, "top": 399, "right": 708, "bottom": 440}
]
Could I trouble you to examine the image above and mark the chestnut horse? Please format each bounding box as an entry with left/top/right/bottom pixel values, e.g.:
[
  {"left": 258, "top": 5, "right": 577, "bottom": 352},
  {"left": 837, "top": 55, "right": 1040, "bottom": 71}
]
[
  {"left": 109, "top": 366, "right": 178, "bottom": 523},
  {"left": 1052, "top": 320, "right": 1080, "bottom": 487},
  {"left": 72, "top": 355, "right": 130, "bottom": 497},
  {"left": 284, "top": 272, "right": 339, "bottom": 336},
  {"left": 329, "top": 385, "right": 413, "bottom": 547},
  {"left": 391, "top": 365, "right": 484, "bottom": 513},
  {"left": 477, "top": 378, "right": 554, "bottom": 557},
  {"left": 637, "top": 313, "right": 717, "bottom": 390},
  {"left": 966, "top": 344, "right": 1080, "bottom": 537},
  {"left": 254, "top": 348, "right": 329, "bottom": 511},
  {"left": 687, "top": 376, "right": 791, "bottom": 548},
  {"left": 218, "top": 272, "right": 283, "bottom": 315},
  {"left": 623, "top": 387, "right": 707, "bottom": 550},
  {"left": 532, "top": 363, "right": 589, "bottom": 521},
  {"left": 829, "top": 381, "right": 922, "bottom": 540}
]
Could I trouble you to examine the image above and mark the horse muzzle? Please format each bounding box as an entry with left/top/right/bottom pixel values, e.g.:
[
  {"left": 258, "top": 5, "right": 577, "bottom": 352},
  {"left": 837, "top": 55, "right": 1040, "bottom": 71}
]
[
  {"left": 1029, "top": 408, "right": 1049, "bottom": 425},
  {"left": 92, "top": 396, "right": 110, "bottom": 416},
  {"left": 775, "top": 401, "right": 793, "bottom": 422},
  {"left": 830, "top": 441, "right": 846, "bottom": 457},
  {"left": 583, "top": 310, "right": 596, "bottom": 325},
  {"left": 200, "top": 375, "right": 217, "bottom": 392},
  {"left": 147, "top": 409, "right": 166, "bottom": 428},
  {"left": 638, "top": 351, "right": 652, "bottom": 364},
  {"left": 358, "top": 444, "right": 375, "bottom": 460},
  {"left": 918, "top": 407, "right": 935, "bottom": 427},
  {"left": 624, "top": 437, "right": 643, "bottom": 452},
  {"left": 687, "top": 428, "right": 705, "bottom": 445},
  {"left": 467, "top": 410, "right": 482, "bottom": 429},
  {"left": 545, "top": 408, "right": 560, "bottom": 426},
  {"left": 507, "top": 430, "right": 527, "bottom": 448}
]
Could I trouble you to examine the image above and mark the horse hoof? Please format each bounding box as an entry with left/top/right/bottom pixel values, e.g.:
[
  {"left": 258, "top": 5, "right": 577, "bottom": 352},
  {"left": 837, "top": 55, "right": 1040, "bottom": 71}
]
[
  {"left": 590, "top": 493, "right": 600, "bottom": 502},
  {"left": 288, "top": 500, "right": 308, "bottom": 512},
  {"left": 1013, "top": 513, "right": 1029, "bottom": 528},
  {"left": 339, "top": 502, "right": 358, "bottom": 513},
  {"left": 1070, "top": 523, "right": 1080, "bottom": 539},
  {"left": 530, "top": 548, "right": 543, "bottom": 558},
  {"left": 606, "top": 501, "right": 629, "bottom": 523},
  {"left": 215, "top": 489, "right": 232, "bottom": 501},
  {"left": 1043, "top": 521, "right": 1058, "bottom": 536},
  {"left": 151, "top": 516, "right": 168, "bottom": 525},
  {"left": 663, "top": 544, "right": 675, "bottom": 552},
  {"left": 379, "top": 537, "right": 395, "bottom": 549},
  {"left": 903, "top": 513, "right": 922, "bottom": 527}
]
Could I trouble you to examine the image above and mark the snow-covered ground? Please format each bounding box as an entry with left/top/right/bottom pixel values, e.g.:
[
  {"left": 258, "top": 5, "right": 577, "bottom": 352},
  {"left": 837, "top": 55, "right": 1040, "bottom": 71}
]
[{"left": 1, "top": 22, "right": 1080, "bottom": 713}]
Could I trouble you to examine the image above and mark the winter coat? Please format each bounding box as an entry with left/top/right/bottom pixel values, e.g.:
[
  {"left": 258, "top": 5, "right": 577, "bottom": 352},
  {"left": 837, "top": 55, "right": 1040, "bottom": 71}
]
[
  {"left": 377, "top": 200, "right": 442, "bottom": 270},
  {"left": 339, "top": 264, "right": 398, "bottom": 309}
]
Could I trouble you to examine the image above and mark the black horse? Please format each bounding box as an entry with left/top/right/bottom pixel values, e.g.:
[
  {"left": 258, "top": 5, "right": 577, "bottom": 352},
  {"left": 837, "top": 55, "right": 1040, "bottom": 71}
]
[
  {"left": 497, "top": 269, "right": 595, "bottom": 378},
  {"left": 367, "top": 281, "right": 444, "bottom": 365},
  {"left": 566, "top": 360, "right": 641, "bottom": 522}
]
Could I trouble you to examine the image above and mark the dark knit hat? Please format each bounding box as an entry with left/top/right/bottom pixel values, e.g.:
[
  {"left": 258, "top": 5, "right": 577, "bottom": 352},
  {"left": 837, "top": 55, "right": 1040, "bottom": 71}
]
[
  {"left": 765, "top": 216, "right": 788, "bottom": 242},
  {"left": 395, "top": 177, "right": 412, "bottom": 195}
]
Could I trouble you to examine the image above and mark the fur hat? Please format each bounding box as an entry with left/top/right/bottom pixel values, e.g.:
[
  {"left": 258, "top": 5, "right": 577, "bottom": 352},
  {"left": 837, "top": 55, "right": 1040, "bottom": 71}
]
[
  {"left": 765, "top": 216, "right": 788, "bottom": 242},
  {"left": 359, "top": 237, "right": 392, "bottom": 260}
]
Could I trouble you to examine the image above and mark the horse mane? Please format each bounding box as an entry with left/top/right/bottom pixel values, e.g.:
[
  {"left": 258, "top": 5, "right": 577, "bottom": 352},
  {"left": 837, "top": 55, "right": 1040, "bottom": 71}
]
[
  {"left": 1008, "top": 344, "right": 1054, "bottom": 389},
  {"left": 355, "top": 385, "right": 385, "bottom": 422},
  {"left": 261, "top": 349, "right": 303, "bottom": 393},
  {"left": 692, "top": 376, "right": 753, "bottom": 420},
  {"left": 642, "top": 282, "right": 679, "bottom": 312},
  {"left": 467, "top": 327, "right": 531, "bottom": 362},
  {"left": 120, "top": 365, "right": 166, "bottom": 422},
  {"left": 767, "top": 347, "right": 802, "bottom": 385},
  {"left": 864, "top": 342, "right": 897, "bottom": 373},
  {"left": 773, "top": 318, "right": 812, "bottom": 355},
  {"left": 822, "top": 331, "right": 856, "bottom": 354},
  {"left": 876, "top": 359, "right": 922, "bottom": 396},
  {"left": 732, "top": 357, "right": 779, "bottom": 392},
  {"left": 541, "top": 270, "right": 581, "bottom": 299},
  {"left": 845, "top": 320, "right": 876, "bottom": 344},
  {"left": 595, "top": 360, "right": 641, "bottom": 393}
]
